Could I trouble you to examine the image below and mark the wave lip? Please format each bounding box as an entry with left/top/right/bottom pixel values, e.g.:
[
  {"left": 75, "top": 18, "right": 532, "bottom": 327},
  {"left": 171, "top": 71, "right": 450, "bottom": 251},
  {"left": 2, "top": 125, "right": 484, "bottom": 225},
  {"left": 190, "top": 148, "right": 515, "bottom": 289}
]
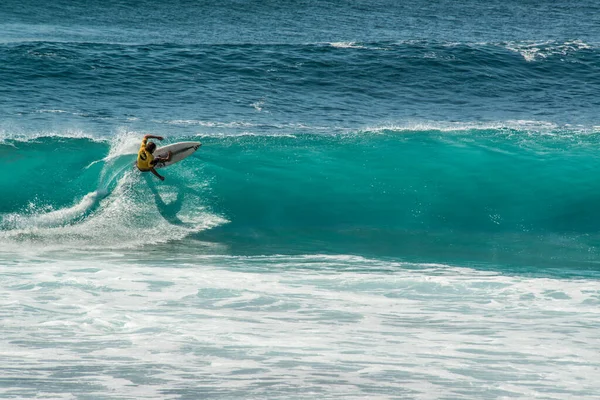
[{"left": 0, "top": 128, "right": 107, "bottom": 144}]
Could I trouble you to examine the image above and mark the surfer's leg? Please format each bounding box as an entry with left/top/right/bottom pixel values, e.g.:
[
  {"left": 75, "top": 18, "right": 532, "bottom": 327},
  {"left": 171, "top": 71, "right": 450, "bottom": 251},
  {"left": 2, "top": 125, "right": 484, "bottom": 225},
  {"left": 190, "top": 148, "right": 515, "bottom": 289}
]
[{"left": 150, "top": 168, "right": 165, "bottom": 181}]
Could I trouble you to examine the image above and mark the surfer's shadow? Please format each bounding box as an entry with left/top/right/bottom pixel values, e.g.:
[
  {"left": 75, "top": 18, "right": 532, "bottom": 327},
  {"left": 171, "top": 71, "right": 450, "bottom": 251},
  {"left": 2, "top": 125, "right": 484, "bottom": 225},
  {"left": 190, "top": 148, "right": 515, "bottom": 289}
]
[{"left": 144, "top": 174, "right": 200, "bottom": 227}]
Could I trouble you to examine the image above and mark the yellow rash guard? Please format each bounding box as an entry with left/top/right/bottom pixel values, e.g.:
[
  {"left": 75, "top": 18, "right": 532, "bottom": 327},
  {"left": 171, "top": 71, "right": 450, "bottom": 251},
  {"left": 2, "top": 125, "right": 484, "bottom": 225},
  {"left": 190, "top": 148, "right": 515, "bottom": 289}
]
[{"left": 136, "top": 138, "right": 155, "bottom": 171}]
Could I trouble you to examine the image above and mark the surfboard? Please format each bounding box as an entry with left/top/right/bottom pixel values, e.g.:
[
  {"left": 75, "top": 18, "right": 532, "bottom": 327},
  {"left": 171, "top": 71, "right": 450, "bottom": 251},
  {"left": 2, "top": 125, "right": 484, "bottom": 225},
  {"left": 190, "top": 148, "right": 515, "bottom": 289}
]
[{"left": 153, "top": 141, "right": 201, "bottom": 168}]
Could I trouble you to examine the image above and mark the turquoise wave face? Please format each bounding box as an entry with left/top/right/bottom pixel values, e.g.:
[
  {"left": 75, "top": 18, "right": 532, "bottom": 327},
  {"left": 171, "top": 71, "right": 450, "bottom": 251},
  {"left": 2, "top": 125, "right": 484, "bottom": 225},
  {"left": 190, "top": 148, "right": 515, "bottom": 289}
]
[
  {"left": 2, "top": 129, "right": 600, "bottom": 271},
  {"left": 0, "top": 137, "right": 107, "bottom": 211}
]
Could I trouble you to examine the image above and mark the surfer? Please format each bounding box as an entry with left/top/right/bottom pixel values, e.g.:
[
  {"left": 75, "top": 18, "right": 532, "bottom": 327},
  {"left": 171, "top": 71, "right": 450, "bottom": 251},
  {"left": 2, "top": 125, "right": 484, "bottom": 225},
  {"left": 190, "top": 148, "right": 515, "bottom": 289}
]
[{"left": 137, "top": 134, "right": 172, "bottom": 181}]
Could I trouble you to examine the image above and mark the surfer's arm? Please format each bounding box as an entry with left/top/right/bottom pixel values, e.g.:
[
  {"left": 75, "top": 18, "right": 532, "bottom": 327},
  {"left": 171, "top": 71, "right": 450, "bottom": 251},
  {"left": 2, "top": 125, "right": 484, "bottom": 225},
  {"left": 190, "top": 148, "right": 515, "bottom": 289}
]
[
  {"left": 150, "top": 168, "right": 165, "bottom": 181},
  {"left": 152, "top": 151, "right": 172, "bottom": 164},
  {"left": 161, "top": 151, "right": 172, "bottom": 162},
  {"left": 144, "top": 134, "right": 164, "bottom": 141}
]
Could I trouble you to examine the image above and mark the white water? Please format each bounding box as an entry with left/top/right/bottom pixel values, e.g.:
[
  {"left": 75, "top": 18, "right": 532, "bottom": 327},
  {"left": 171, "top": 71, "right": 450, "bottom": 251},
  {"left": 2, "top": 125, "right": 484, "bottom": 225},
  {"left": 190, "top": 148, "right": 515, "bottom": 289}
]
[{"left": 1, "top": 253, "right": 598, "bottom": 399}]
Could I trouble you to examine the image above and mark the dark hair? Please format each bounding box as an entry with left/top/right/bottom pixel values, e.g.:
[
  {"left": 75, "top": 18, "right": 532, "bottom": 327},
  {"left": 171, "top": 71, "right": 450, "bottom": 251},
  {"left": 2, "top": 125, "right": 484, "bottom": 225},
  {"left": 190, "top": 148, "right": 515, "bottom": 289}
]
[{"left": 146, "top": 142, "right": 156, "bottom": 153}]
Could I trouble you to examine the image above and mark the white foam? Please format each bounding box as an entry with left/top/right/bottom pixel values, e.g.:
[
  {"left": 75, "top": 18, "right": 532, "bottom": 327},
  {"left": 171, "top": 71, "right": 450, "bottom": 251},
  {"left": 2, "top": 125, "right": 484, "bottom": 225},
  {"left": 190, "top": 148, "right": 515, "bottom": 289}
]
[
  {"left": 361, "top": 120, "right": 600, "bottom": 135},
  {"left": 157, "top": 119, "right": 255, "bottom": 128},
  {"left": 1, "top": 255, "right": 599, "bottom": 398},
  {"left": 504, "top": 39, "right": 593, "bottom": 62},
  {"left": 330, "top": 41, "right": 365, "bottom": 49},
  {"left": 105, "top": 128, "right": 146, "bottom": 159},
  {"left": 251, "top": 100, "right": 265, "bottom": 112},
  {"left": 84, "top": 128, "right": 158, "bottom": 169},
  {"left": 1, "top": 190, "right": 107, "bottom": 229},
  {"left": 35, "top": 109, "right": 69, "bottom": 114},
  {"left": 0, "top": 160, "right": 226, "bottom": 251}
]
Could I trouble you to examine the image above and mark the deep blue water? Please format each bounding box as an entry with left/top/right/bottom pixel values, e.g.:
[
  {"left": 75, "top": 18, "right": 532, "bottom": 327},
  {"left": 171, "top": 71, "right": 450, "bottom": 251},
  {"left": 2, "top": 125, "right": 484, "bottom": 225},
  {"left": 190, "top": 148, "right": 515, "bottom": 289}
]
[
  {"left": 2, "top": 1, "right": 600, "bottom": 398},
  {"left": 2, "top": 0, "right": 600, "bottom": 134}
]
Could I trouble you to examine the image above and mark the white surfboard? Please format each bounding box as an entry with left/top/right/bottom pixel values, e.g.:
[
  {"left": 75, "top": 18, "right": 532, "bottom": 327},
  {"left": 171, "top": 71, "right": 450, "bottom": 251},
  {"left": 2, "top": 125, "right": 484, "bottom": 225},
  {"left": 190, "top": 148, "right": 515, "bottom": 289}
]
[{"left": 153, "top": 141, "right": 202, "bottom": 168}]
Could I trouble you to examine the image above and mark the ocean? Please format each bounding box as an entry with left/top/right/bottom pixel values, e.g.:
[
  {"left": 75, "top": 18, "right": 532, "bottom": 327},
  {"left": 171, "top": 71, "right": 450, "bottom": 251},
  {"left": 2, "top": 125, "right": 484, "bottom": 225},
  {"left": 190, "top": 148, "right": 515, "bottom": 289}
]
[{"left": 1, "top": 0, "right": 600, "bottom": 398}]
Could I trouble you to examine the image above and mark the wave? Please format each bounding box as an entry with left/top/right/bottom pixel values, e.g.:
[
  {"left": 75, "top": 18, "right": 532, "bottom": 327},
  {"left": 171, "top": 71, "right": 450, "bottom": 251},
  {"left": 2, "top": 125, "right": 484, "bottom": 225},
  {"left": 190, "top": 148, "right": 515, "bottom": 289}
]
[
  {"left": 2, "top": 38, "right": 599, "bottom": 134},
  {"left": 2, "top": 127, "right": 600, "bottom": 262},
  {"left": 3, "top": 119, "right": 592, "bottom": 143},
  {"left": 2, "top": 39, "right": 597, "bottom": 63}
]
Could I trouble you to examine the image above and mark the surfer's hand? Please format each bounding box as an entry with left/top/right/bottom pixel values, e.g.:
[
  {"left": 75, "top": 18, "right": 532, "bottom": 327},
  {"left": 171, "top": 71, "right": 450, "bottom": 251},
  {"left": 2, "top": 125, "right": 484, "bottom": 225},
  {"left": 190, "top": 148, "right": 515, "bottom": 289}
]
[
  {"left": 157, "top": 136, "right": 164, "bottom": 141},
  {"left": 159, "top": 176, "right": 165, "bottom": 181}
]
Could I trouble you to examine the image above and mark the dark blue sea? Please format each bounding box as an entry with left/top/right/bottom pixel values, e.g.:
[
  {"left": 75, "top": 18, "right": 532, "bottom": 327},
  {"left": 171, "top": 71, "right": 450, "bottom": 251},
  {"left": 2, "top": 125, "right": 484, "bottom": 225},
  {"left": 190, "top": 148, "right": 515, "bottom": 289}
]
[{"left": 1, "top": 1, "right": 600, "bottom": 398}]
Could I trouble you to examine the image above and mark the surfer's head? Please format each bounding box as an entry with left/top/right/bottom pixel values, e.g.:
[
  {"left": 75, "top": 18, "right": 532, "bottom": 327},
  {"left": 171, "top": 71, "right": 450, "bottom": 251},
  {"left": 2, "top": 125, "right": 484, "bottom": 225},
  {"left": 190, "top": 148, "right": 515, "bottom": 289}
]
[{"left": 146, "top": 142, "right": 156, "bottom": 153}]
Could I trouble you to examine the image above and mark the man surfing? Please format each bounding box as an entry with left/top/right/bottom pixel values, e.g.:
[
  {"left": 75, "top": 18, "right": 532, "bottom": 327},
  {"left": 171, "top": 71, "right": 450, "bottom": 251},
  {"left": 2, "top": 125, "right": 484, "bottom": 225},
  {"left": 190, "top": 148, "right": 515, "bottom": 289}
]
[{"left": 136, "top": 134, "right": 172, "bottom": 181}]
